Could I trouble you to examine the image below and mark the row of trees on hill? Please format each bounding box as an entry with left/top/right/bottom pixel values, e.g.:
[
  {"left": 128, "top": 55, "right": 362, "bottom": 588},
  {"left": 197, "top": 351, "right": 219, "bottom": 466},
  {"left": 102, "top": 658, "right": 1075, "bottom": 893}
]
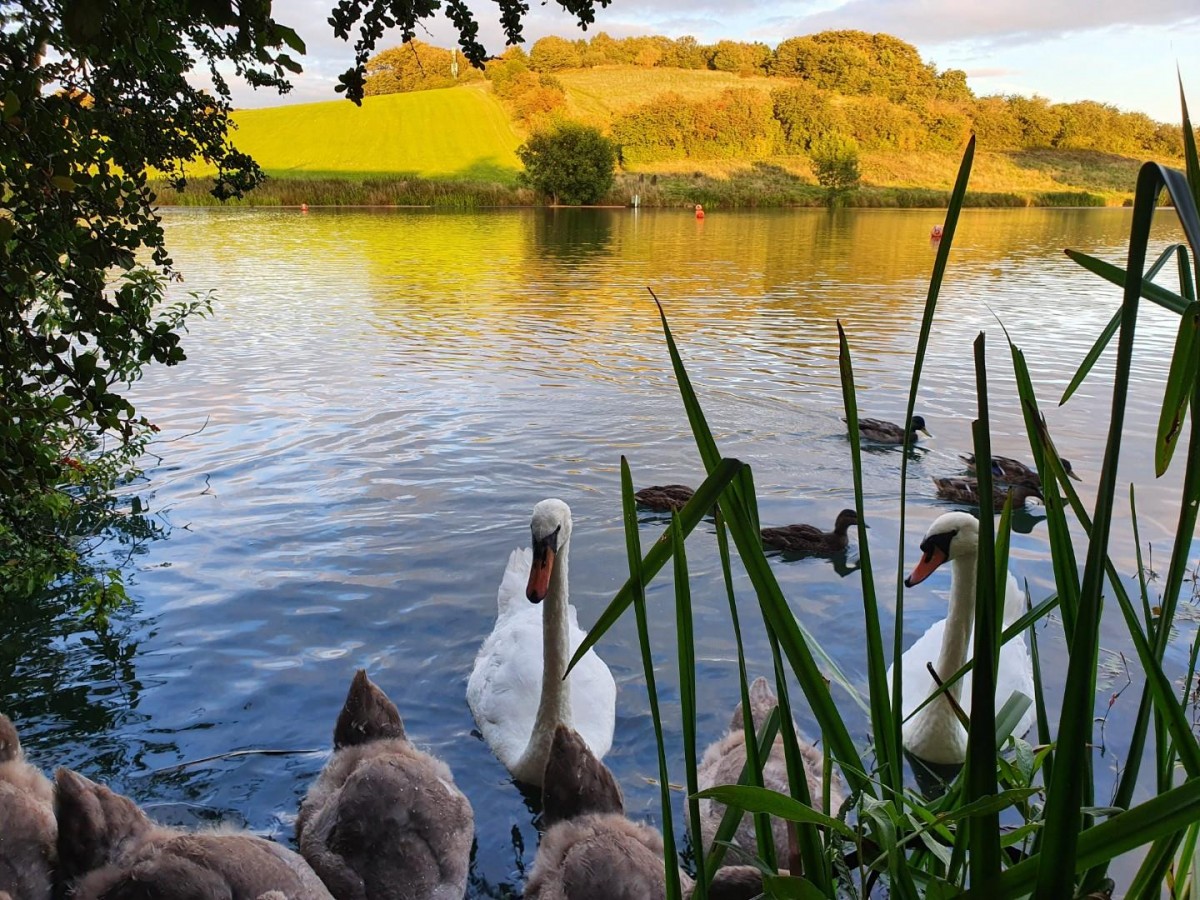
[
  {"left": 362, "top": 32, "right": 1189, "bottom": 161},
  {"left": 612, "top": 84, "right": 1187, "bottom": 163}
]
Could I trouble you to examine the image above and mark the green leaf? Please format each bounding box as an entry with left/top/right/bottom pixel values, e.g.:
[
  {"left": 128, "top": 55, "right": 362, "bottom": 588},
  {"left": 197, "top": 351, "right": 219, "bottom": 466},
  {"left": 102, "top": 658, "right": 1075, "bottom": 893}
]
[
  {"left": 694, "top": 785, "right": 856, "bottom": 840},
  {"left": 50, "top": 176, "right": 76, "bottom": 193},
  {"left": 1155, "top": 301, "right": 1200, "bottom": 476},
  {"left": 761, "top": 873, "right": 826, "bottom": 900}
]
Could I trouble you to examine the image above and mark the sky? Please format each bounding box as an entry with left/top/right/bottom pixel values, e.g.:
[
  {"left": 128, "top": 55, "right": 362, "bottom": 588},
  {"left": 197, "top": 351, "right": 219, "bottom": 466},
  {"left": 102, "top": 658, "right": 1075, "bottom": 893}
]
[{"left": 230, "top": 1, "right": 1200, "bottom": 123}]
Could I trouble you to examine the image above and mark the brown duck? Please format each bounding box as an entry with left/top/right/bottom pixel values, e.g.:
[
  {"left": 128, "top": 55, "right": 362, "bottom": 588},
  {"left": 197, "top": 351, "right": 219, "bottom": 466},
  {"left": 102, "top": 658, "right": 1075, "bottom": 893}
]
[
  {"left": 853, "top": 415, "right": 931, "bottom": 445},
  {"left": 634, "top": 484, "right": 695, "bottom": 512},
  {"left": 760, "top": 508, "right": 858, "bottom": 555},
  {"left": 933, "top": 475, "right": 1042, "bottom": 508},
  {"left": 960, "top": 453, "right": 1081, "bottom": 490}
]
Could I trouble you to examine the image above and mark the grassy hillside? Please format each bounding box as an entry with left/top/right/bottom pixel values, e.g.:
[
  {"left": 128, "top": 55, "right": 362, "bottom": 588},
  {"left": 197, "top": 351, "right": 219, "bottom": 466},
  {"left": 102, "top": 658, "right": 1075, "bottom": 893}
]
[
  {"left": 198, "top": 83, "right": 522, "bottom": 182},
  {"left": 557, "top": 66, "right": 779, "bottom": 126},
  {"left": 160, "top": 67, "right": 1168, "bottom": 207}
]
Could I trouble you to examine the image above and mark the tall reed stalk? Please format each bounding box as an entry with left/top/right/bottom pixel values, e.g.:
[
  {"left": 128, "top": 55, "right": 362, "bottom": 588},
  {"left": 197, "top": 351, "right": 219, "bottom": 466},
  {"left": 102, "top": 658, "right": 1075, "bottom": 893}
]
[{"left": 568, "top": 85, "right": 1200, "bottom": 898}]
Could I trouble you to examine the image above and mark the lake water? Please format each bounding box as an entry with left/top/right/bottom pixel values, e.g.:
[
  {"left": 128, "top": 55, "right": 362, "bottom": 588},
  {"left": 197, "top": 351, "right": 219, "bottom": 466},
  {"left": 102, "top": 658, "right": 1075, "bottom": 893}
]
[{"left": 6, "top": 206, "right": 1197, "bottom": 895}]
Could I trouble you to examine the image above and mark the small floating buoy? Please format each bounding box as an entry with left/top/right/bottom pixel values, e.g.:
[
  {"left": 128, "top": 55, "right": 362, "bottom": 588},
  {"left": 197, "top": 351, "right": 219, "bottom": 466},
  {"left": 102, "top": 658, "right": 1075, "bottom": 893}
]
[
  {"left": 695, "top": 203, "right": 705, "bottom": 220},
  {"left": 930, "top": 224, "right": 943, "bottom": 239},
  {"left": 301, "top": 203, "right": 309, "bottom": 213}
]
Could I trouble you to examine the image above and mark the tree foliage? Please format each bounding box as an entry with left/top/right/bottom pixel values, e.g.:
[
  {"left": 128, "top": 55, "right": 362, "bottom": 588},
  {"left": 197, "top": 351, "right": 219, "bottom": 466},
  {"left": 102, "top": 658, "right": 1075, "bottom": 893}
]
[
  {"left": 364, "top": 40, "right": 472, "bottom": 95},
  {"left": 518, "top": 123, "right": 616, "bottom": 204},
  {"left": 529, "top": 35, "right": 584, "bottom": 71},
  {"left": 810, "top": 132, "right": 861, "bottom": 200}
]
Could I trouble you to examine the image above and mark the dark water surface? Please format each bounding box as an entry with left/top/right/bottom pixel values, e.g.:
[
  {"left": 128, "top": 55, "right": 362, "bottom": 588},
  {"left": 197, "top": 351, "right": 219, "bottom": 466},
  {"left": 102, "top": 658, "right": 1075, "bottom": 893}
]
[{"left": 6, "top": 206, "right": 1197, "bottom": 895}]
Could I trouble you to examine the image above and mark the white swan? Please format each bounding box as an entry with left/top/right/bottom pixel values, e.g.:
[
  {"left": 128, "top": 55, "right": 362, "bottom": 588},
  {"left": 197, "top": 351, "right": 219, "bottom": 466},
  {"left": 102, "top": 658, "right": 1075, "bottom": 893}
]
[
  {"left": 467, "top": 499, "right": 617, "bottom": 786},
  {"left": 886, "top": 512, "right": 1035, "bottom": 765}
]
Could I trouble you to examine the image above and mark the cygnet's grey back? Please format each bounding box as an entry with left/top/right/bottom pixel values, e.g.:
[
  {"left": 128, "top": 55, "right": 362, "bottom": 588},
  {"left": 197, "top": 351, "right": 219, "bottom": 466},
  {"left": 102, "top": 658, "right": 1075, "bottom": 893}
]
[{"left": 297, "top": 669, "right": 474, "bottom": 900}]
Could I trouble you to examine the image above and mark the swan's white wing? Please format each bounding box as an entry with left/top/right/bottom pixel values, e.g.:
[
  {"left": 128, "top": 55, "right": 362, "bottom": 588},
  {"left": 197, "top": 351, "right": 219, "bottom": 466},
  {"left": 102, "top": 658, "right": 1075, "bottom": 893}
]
[
  {"left": 496, "top": 547, "right": 532, "bottom": 617},
  {"left": 565, "top": 612, "right": 617, "bottom": 760},
  {"left": 467, "top": 605, "right": 544, "bottom": 773}
]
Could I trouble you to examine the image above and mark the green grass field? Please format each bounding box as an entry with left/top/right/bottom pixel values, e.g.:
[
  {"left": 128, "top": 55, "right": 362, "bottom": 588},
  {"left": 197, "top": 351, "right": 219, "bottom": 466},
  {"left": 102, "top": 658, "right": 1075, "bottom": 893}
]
[{"left": 200, "top": 83, "right": 523, "bottom": 183}]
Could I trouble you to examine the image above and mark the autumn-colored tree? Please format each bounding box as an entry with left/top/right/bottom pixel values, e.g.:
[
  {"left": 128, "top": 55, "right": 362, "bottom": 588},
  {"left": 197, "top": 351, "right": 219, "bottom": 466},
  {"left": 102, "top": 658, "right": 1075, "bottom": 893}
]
[
  {"left": 364, "top": 40, "right": 461, "bottom": 95},
  {"left": 972, "top": 96, "right": 1024, "bottom": 150},
  {"left": 530, "top": 35, "right": 583, "bottom": 71},
  {"left": 710, "top": 40, "right": 770, "bottom": 76},
  {"left": 772, "top": 83, "right": 843, "bottom": 153}
]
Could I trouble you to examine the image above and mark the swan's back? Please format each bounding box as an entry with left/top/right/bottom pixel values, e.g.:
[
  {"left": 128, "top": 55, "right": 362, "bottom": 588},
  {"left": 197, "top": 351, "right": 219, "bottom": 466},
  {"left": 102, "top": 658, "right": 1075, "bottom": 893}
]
[{"left": 297, "top": 670, "right": 473, "bottom": 900}]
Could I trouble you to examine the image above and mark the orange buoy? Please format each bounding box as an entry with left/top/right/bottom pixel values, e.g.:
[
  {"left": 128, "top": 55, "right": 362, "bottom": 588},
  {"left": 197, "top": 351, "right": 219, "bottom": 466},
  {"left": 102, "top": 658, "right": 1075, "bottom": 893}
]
[{"left": 695, "top": 203, "right": 705, "bottom": 219}]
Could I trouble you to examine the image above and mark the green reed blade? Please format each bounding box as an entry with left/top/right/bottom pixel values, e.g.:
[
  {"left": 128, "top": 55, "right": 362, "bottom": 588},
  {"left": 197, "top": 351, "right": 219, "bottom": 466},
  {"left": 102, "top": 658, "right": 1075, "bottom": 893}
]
[
  {"left": 966, "top": 776, "right": 1200, "bottom": 898},
  {"left": 967, "top": 334, "right": 1002, "bottom": 884},
  {"left": 994, "top": 692, "right": 1033, "bottom": 747},
  {"left": 619, "top": 457, "right": 683, "bottom": 900},
  {"left": 1176, "top": 822, "right": 1200, "bottom": 900},
  {"left": 1025, "top": 588, "right": 1051, "bottom": 797},
  {"left": 1008, "top": 340, "right": 1080, "bottom": 636},
  {"left": 1154, "top": 301, "right": 1200, "bottom": 476},
  {"left": 566, "top": 456, "right": 742, "bottom": 675},
  {"left": 860, "top": 799, "right": 920, "bottom": 899},
  {"left": 1153, "top": 379, "right": 1200, "bottom": 663},
  {"left": 671, "top": 510, "right": 706, "bottom": 900},
  {"left": 1179, "top": 245, "right": 1197, "bottom": 303},
  {"left": 1182, "top": 75, "right": 1200, "bottom": 225},
  {"left": 705, "top": 512, "right": 777, "bottom": 879},
  {"left": 650, "top": 293, "right": 869, "bottom": 797},
  {"left": 695, "top": 785, "right": 857, "bottom": 841},
  {"left": 1064, "top": 248, "right": 1189, "bottom": 315},
  {"left": 837, "top": 321, "right": 900, "bottom": 795}
]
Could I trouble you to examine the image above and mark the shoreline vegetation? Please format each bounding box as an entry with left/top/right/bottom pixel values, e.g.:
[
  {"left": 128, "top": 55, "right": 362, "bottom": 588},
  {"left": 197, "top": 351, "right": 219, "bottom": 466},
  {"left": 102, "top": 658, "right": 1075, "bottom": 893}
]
[{"left": 155, "top": 151, "right": 1143, "bottom": 210}]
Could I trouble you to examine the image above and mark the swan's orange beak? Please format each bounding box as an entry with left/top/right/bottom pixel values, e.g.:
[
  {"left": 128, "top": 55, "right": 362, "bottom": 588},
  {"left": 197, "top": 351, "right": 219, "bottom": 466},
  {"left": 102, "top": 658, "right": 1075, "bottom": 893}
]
[
  {"left": 905, "top": 545, "right": 948, "bottom": 587},
  {"left": 526, "top": 544, "right": 555, "bottom": 603}
]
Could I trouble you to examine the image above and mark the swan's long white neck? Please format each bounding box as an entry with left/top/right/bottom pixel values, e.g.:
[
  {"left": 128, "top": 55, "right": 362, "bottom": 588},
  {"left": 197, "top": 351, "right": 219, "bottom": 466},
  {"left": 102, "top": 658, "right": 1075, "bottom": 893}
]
[
  {"left": 517, "top": 539, "right": 572, "bottom": 780},
  {"left": 936, "top": 551, "right": 977, "bottom": 700}
]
